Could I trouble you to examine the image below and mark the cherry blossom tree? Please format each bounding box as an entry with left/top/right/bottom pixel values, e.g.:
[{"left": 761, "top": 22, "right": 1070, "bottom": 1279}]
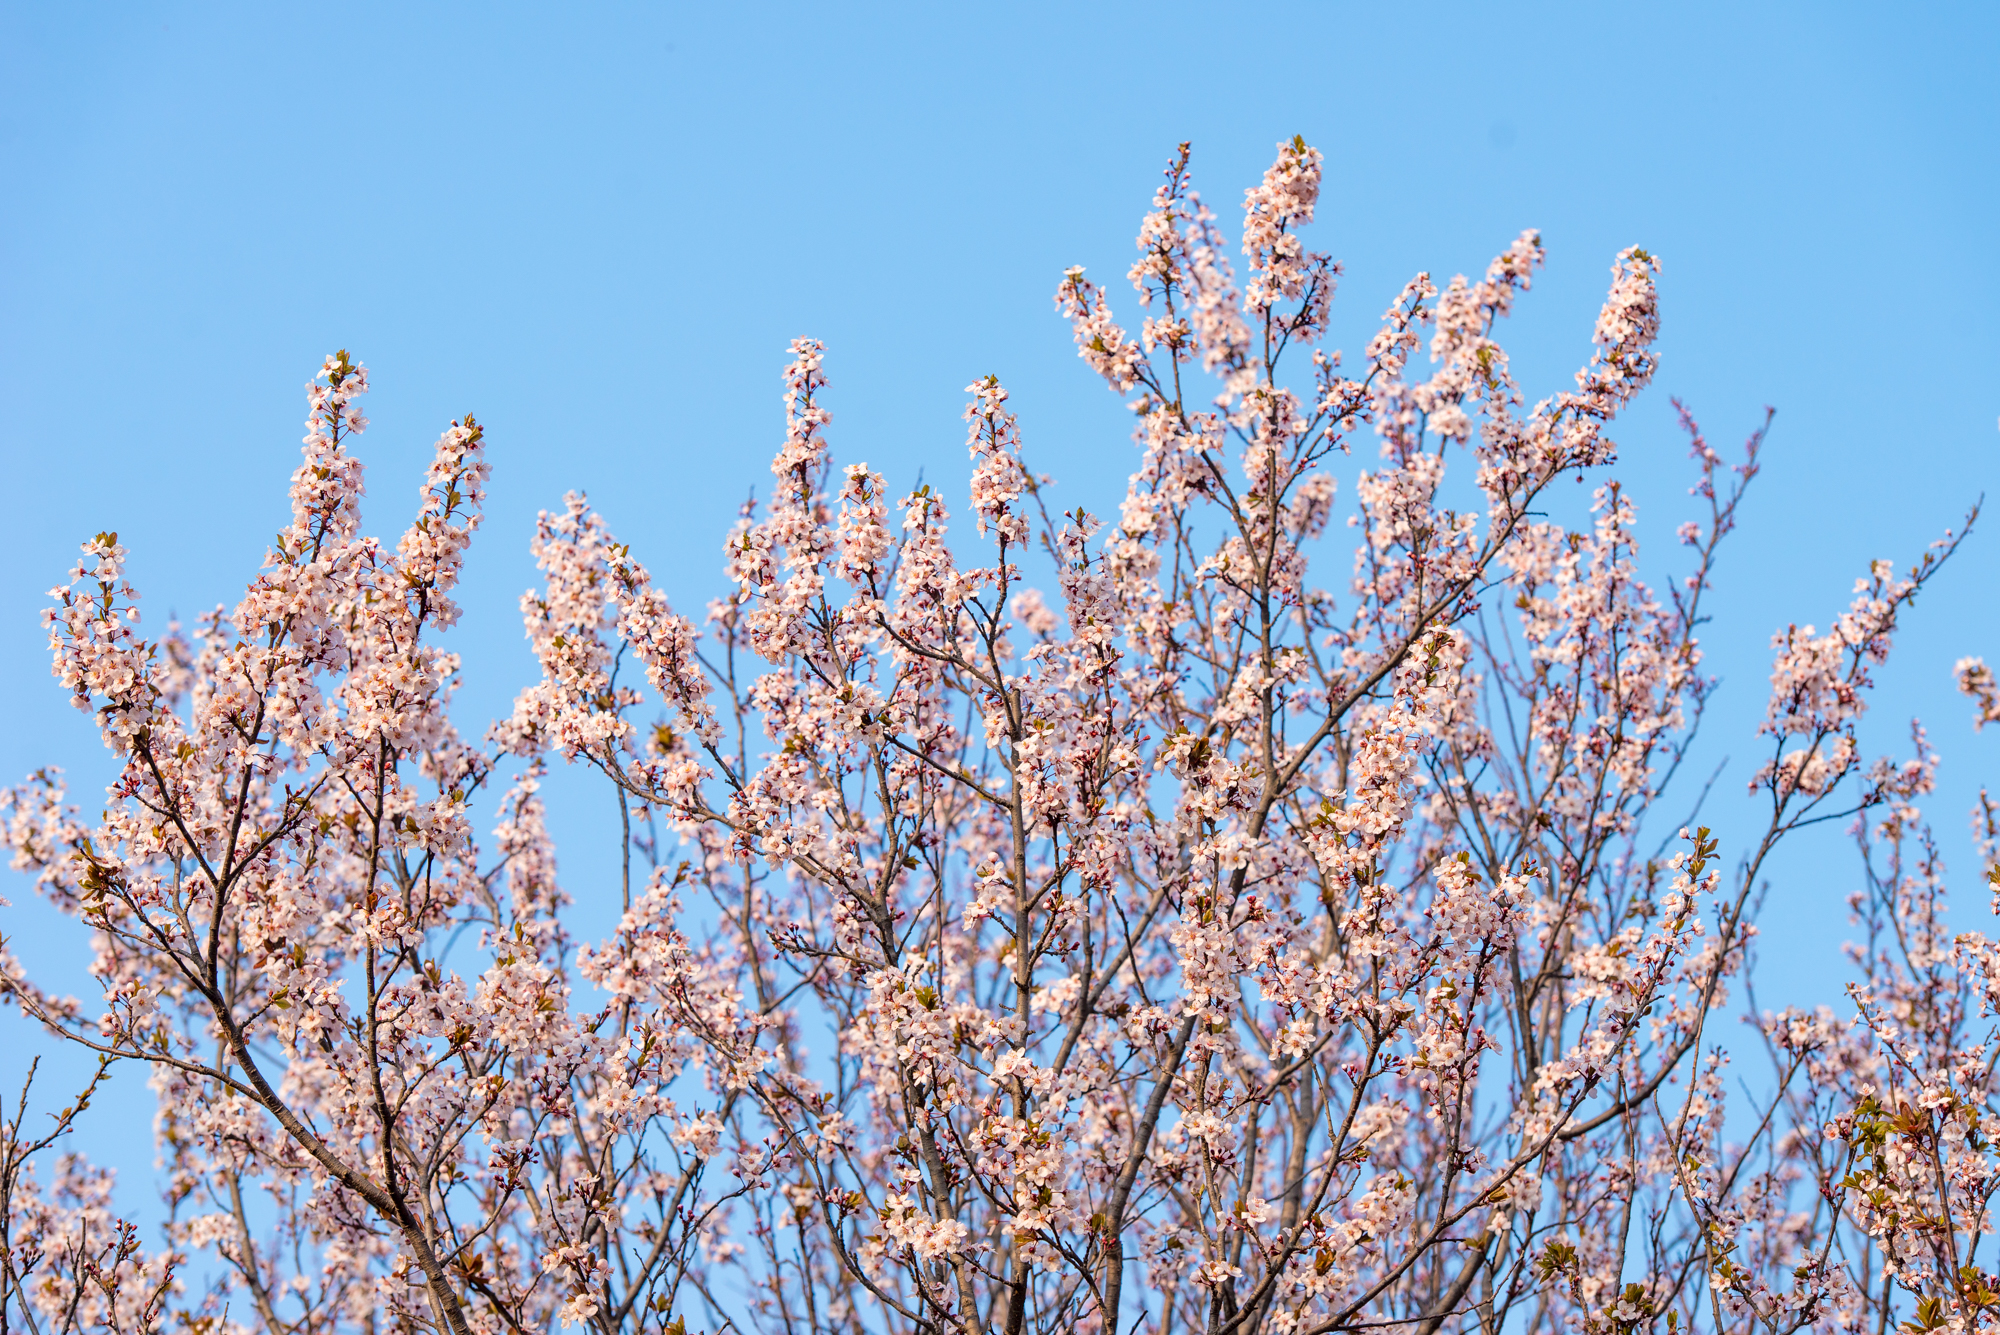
[{"left": 2, "top": 137, "right": 1995, "bottom": 1335}]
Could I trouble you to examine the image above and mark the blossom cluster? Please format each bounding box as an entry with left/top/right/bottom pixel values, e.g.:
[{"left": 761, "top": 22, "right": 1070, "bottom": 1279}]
[{"left": 2, "top": 141, "right": 1994, "bottom": 1335}]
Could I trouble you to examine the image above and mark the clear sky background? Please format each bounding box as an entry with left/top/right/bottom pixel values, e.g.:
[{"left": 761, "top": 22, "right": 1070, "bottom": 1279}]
[{"left": 2, "top": 1, "right": 1997, "bottom": 1226}]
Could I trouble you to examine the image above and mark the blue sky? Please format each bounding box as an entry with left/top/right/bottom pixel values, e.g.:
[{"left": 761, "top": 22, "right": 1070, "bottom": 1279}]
[{"left": 2, "top": 0, "right": 1996, "bottom": 1221}]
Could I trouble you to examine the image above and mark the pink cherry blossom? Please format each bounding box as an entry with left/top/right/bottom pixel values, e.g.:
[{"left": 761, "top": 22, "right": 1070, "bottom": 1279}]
[{"left": 3, "top": 138, "right": 1994, "bottom": 1335}]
